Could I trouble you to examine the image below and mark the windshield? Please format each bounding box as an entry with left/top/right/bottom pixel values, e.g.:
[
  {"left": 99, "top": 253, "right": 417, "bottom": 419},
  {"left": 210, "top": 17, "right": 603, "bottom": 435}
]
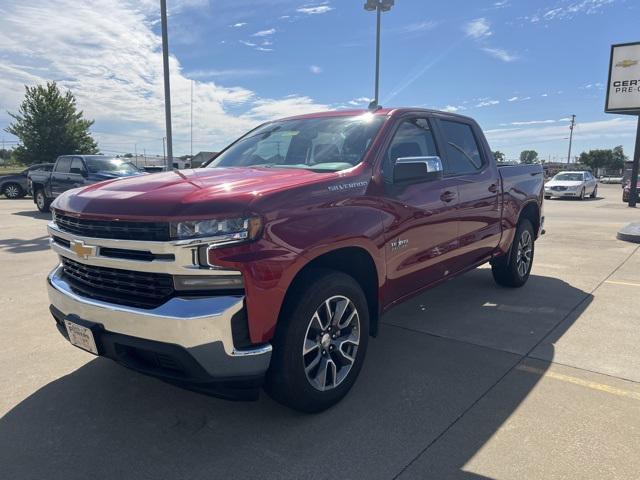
[
  {"left": 85, "top": 158, "right": 138, "bottom": 174},
  {"left": 554, "top": 173, "right": 584, "bottom": 181},
  {"left": 209, "top": 114, "right": 386, "bottom": 172}
]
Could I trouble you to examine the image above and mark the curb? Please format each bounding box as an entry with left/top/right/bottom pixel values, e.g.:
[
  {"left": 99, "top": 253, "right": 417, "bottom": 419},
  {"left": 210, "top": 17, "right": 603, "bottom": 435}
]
[{"left": 617, "top": 223, "right": 640, "bottom": 244}]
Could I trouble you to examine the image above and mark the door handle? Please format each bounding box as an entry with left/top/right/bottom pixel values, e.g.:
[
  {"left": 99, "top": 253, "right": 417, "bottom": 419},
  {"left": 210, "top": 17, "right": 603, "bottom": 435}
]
[
  {"left": 488, "top": 183, "right": 498, "bottom": 193},
  {"left": 440, "top": 191, "right": 457, "bottom": 203}
]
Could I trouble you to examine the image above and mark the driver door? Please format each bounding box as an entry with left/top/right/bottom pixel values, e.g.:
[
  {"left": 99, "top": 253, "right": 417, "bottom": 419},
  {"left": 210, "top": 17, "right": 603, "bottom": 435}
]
[{"left": 381, "top": 116, "right": 461, "bottom": 305}]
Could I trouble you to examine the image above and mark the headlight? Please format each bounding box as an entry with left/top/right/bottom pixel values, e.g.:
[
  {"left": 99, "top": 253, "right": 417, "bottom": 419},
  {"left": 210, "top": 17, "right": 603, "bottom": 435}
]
[{"left": 170, "top": 216, "right": 262, "bottom": 245}]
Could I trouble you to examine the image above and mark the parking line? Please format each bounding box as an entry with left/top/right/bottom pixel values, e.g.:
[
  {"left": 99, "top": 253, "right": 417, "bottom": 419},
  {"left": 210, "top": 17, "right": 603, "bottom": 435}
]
[
  {"left": 604, "top": 280, "right": 640, "bottom": 288},
  {"left": 516, "top": 365, "right": 640, "bottom": 401}
]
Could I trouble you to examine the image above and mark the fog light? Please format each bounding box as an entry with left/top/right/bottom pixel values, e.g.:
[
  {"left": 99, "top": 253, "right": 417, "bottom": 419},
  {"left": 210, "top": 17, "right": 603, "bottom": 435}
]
[{"left": 173, "top": 274, "right": 244, "bottom": 291}]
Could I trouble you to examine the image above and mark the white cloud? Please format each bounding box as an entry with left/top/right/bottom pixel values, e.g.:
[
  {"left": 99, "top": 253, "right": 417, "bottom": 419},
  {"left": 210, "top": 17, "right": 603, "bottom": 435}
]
[
  {"left": 485, "top": 117, "right": 637, "bottom": 147},
  {"left": 510, "top": 119, "right": 558, "bottom": 126},
  {"left": 527, "top": 0, "right": 615, "bottom": 23},
  {"left": 297, "top": 5, "right": 334, "bottom": 15},
  {"left": 508, "top": 96, "right": 519, "bottom": 102},
  {"left": 0, "top": 0, "right": 326, "bottom": 154},
  {"left": 399, "top": 21, "right": 437, "bottom": 34},
  {"left": 309, "top": 65, "right": 322, "bottom": 74},
  {"left": 442, "top": 105, "right": 466, "bottom": 113},
  {"left": 476, "top": 99, "right": 500, "bottom": 107},
  {"left": 465, "top": 18, "right": 492, "bottom": 39},
  {"left": 231, "top": 22, "right": 247, "bottom": 27},
  {"left": 347, "top": 97, "right": 372, "bottom": 106},
  {"left": 239, "top": 40, "right": 257, "bottom": 47},
  {"left": 482, "top": 47, "right": 518, "bottom": 62},
  {"left": 541, "top": 93, "right": 548, "bottom": 97},
  {"left": 252, "top": 28, "right": 276, "bottom": 37},
  {"left": 187, "top": 69, "right": 271, "bottom": 79}
]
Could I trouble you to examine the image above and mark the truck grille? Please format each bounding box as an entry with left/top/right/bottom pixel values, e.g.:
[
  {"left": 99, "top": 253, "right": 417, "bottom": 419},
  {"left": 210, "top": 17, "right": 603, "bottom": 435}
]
[
  {"left": 55, "top": 212, "right": 170, "bottom": 241},
  {"left": 61, "top": 257, "right": 174, "bottom": 309}
]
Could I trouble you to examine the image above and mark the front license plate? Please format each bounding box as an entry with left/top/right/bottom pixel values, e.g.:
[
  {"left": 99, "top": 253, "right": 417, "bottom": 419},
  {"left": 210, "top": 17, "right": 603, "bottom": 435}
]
[{"left": 64, "top": 320, "right": 99, "bottom": 355}]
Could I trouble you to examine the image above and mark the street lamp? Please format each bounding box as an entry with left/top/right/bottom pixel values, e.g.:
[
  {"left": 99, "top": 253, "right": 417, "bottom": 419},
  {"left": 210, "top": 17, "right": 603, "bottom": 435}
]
[{"left": 364, "top": 0, "right": 394, "bottom": 110}]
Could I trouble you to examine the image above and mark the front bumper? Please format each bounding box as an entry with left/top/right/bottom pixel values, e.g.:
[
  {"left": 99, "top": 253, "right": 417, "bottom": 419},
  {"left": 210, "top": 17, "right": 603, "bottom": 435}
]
[
  {"left": 48, "top": 265, "right": 272, "bottom": 399},
  {"left": 544, "top": 189, "right": 580, "bottom": 198}
]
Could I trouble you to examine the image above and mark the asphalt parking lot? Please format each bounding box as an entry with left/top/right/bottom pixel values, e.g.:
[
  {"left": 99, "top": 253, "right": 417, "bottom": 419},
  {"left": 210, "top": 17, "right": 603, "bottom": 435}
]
[{"left": 1, "top": 183, "right": 639, "bottom": 479}]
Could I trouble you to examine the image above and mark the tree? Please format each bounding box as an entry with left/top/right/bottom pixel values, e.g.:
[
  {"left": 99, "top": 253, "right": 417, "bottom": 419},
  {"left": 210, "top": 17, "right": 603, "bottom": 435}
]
[
  {"left": 123, "top": 153, "right": 133, "bottom": 158},
  {"left": 610, "top": 145, "right": 627, "bottom": 171},
  {"left": 519, "top": 150, "right": 538, "bottom": 164},
  {"left": 492, "top": 150, "right": 505, "bottom": 162},
  {"left": 579, "top": 149, "right": 613, "bottom": 171},
  {"left": 0, "top": 148, "right": 12, "bottom": 160},
  {"left": 5, "top": 82, "right": 98, "bottom": 165}
]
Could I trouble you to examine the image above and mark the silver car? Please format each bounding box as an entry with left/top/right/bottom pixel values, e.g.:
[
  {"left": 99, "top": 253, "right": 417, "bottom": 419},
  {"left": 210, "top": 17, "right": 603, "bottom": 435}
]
[{"left": 544, "top": 171, "right": 597, "bottom": 200}]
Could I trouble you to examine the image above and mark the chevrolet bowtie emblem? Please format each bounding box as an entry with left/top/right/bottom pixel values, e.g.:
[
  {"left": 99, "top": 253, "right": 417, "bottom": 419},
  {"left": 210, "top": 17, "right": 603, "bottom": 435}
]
[
  {"left": 616, "top": 59, "right": 638, "bottom": 68},
  {"left": 70, "top": 240, "right": 96, "bottom": 259}
]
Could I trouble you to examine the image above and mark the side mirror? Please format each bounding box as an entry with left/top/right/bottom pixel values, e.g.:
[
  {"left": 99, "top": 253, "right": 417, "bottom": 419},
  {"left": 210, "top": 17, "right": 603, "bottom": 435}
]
[{"left": 393, "top": 156, "right": 443, "bottom": 183}]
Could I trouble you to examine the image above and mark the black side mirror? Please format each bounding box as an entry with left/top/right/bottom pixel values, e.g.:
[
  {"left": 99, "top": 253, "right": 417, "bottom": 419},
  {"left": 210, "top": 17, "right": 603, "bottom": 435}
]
[{"left": 393, "top": 156, "right": 444, "bottom": 183}]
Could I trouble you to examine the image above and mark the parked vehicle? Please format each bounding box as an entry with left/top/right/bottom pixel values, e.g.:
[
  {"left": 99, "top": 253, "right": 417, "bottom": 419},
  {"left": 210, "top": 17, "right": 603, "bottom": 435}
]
[
  {"left": 46, "top": 108, "right": 544, "bottom": 412},
  {"left": 30, "top": 155, "right": 143, "bottom": 212},
  {"left": 622, "top": 181, "right": 640, "bottom": 203},
  {"left": 0, "top": 163, "right": 54, "bottom": 199},
  {"left": 600, "top": 176, "right": 623, "bottom": 184},
  {"left": 544, "top": 171, "right": 597, "bottom": 200}
]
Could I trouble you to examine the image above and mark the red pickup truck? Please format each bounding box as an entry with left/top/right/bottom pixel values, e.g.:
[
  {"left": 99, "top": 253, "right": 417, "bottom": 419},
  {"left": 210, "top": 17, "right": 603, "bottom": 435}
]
[{"left": 47, "top": 108, "right": 544, "bottom": 412}]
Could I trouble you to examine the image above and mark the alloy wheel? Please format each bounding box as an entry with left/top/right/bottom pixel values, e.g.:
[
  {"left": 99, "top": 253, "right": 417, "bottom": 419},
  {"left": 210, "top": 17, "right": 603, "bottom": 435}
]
[
  {"left": 516, "top": 230, "right": 532, "bottom": 278},
  {"left": 5, "top": 185, "right": 20, "bottom": 198},
  {"left": 302, "top": 295, "right": 360, "bottom": 391},
  {"left": 36, "top": 191, "right": 45, "bottom": 209}
]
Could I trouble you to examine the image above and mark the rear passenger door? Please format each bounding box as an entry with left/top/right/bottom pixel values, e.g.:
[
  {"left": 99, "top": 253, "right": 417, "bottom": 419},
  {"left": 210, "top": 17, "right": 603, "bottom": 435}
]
[
  {"left": 51, "top": 157, "right": 72, "bottom": 196},
  {"left": 434, "top": 117, "right": 501, "bottom": 270}
]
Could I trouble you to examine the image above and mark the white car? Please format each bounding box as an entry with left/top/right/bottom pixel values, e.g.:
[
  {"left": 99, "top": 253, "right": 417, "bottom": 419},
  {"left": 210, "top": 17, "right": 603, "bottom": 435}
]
[{"left": 544, "top": 171, "right": 597, "bottom": 200}]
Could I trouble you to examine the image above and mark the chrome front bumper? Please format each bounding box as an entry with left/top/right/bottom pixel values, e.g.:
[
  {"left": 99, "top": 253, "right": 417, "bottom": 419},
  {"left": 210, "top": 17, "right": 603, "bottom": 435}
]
[{"left": 47, "top": 265, "right": 272, "bottom": 378}]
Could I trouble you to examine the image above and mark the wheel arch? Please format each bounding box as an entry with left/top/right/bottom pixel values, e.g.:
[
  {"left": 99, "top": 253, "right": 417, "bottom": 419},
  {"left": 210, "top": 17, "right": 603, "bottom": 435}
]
[
  {"left": 518, "top": 200, "right": 541, "bottom": 239},
  {"left": 279, "top": 246, "right": 382, "bottom": 338}
]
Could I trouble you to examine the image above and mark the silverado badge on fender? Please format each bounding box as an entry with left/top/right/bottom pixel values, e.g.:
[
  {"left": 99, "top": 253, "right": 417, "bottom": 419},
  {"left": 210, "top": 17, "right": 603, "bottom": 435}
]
[{"left": 70, "top": 239, "right": 96, "bottom": 260}]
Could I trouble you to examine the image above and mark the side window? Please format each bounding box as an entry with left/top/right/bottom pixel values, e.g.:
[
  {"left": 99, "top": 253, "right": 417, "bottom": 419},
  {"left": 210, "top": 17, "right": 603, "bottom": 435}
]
[
  {"left": 382, "top": 118, "right": 438, "bottom": 182},
  {"left": 440, "top": 120, "right": 484, "bottom": 175},
  {"left": 70, "top": 158, "right": 85, "bottom": 175},
  {"left": 54, "top": 157, "right": 71, "bottom": 173}
]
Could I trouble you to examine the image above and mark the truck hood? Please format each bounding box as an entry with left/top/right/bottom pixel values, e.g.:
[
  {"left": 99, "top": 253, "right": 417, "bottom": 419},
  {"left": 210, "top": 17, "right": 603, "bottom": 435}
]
[{"left": 53, "top": 167, "right": 333, "bottom": 219}]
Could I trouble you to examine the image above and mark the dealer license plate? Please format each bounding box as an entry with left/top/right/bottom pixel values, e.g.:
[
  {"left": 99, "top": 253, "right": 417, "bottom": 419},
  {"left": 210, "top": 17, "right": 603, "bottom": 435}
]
[{"left": 64, "top": 319, "right": 99, "bottom": 355}]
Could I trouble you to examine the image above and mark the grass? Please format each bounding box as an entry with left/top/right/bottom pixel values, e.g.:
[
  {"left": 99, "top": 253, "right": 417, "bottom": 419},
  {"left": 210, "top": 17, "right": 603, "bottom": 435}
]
[{"left": 0, "top": 165, "right": 26, "bottom": 176}]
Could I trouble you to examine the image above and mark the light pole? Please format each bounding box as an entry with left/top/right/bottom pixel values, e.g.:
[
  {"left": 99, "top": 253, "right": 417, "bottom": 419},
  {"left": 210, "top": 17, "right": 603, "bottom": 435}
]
[
  {"left": 160, "top": 0, "right": 173, "bottom": 171},
  {"left": 364, "top": 0, "right": 394, "bottom": 110},
  {"left": 566, "top": 114, "right": 575, "bottom": 164}
]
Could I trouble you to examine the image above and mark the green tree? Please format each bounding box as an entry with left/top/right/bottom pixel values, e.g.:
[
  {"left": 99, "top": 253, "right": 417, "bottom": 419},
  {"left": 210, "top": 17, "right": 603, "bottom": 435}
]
[
  {"left": 0, "top": 148, "right": 13, "bottom": 160},
  {"left": 5, "top": 82, "right": 98, "bottom": 165},
  {"left": 492, "top": 150, "right": 505, "bottom": 162},
  {"left": 519, "top": 150, "right": 538, "bottom": 164},
  {"left": 609, "top": 145, "right": 627, "bottom": 171},
  {"left": 579, "top": 149, "right": 613, "bottom": 171}
]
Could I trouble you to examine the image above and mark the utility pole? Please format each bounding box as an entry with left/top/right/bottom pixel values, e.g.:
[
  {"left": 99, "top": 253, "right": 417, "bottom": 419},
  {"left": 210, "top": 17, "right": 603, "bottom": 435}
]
[
  {"left": 134, "top": 143, "right": 137, "bottom": 164},
  {"left": 163, "top": 137, "right": 166, "bottom": 166},
  {"left": 567, "top": 114, "right": 576, "bottom": 164},
  {"left": 160, "top": 0, "right": 174, "bottom": 171}
]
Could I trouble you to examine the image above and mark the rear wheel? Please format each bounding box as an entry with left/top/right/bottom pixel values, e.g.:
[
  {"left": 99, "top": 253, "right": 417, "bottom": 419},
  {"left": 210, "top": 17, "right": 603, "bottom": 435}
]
[
  {"left": 265, "top": 269, "right": 369, "bottom": 413},
  {"left": 3, "top": 183, "right": 24, "bottom": 199},
  {"left": 491, "top": 219, "right": 534, "bottom": 288},
  {"left": 35, "top": 189, "right": 51, "bottom": 212}
]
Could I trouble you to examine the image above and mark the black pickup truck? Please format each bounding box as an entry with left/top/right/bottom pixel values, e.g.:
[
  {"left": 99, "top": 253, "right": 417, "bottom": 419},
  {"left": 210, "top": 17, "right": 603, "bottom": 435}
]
[{"left": 30, "top": 155, "right": 143, "bottom": 212}]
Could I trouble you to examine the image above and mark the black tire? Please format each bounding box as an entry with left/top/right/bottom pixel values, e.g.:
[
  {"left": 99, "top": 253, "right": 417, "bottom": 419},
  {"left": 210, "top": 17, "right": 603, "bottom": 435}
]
[
  {"left": 544, "top": 195, "right": 551, "bottom": 200},
  {"left": 491, "top": 219, "right": 534, "bottom": 288},
  {"left": 590, "top": 185, "right": 597, "bottom": 199},
  {"left": 265, "top": 269, "right": 369, "bottom": 413},
  {"left": 579, "top": 187, "right": 585, "bottom": 200},
  {"left": 35, "top": 189, "right": 51, "bottom": 212},
  {"left": 3, "top": 183, "right": 25, "bottom": 199}
]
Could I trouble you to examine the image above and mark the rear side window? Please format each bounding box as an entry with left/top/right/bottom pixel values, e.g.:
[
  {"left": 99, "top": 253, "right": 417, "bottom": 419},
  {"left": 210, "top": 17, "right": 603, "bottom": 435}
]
[
  {"left": 382, "top": 118, "right": 438, "bottom": 182},
  {"left": 55, "top": 157, "right": 71, "bottom": 173},
  {"left": 440, "top": 120, "right": 484, "bottom": 175}
]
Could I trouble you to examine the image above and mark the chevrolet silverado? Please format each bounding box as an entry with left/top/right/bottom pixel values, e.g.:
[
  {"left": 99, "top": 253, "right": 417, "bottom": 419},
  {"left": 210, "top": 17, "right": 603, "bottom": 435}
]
[{"left": 46, "top": 108, "right": 544, "bottom": 412}]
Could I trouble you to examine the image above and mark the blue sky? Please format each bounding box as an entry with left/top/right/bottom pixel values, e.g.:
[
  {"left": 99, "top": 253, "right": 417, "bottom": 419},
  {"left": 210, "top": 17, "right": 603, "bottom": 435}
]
[{"left": 0, "top": 0, "right": 638, "bottom": 161}]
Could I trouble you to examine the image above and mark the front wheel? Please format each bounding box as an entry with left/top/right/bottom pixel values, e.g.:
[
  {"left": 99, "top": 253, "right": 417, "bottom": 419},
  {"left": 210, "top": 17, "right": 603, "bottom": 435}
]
[
  {"left": 590, "top": 185, "right": 597, "bottom": 199},
  {"left": 491, "top": 219, "right": 534, "bottom": 288},
  {"left": 35, "top": 189, "right": 51, "bottom": 212},
  {"left": 265, "top": 269, "right": 369, "bottom": 413},
  {"left": 579, "top": 187, "right": 585, "bottom": 200}
]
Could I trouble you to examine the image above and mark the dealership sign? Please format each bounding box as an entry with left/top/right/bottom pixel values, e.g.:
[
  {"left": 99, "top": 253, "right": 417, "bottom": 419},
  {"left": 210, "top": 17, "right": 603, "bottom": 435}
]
[{"left": 605, "top": 41, "right": 640, "bottom": 115}]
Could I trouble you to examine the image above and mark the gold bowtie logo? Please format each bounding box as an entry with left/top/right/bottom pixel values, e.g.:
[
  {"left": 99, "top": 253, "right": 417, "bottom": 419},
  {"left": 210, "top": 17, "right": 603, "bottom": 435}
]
[
  {"left": 70, "top": 240, "right": 96, "bottom": 259},
  {"left": 616, "top": 59, "right": 638, "bottom": 68}
]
